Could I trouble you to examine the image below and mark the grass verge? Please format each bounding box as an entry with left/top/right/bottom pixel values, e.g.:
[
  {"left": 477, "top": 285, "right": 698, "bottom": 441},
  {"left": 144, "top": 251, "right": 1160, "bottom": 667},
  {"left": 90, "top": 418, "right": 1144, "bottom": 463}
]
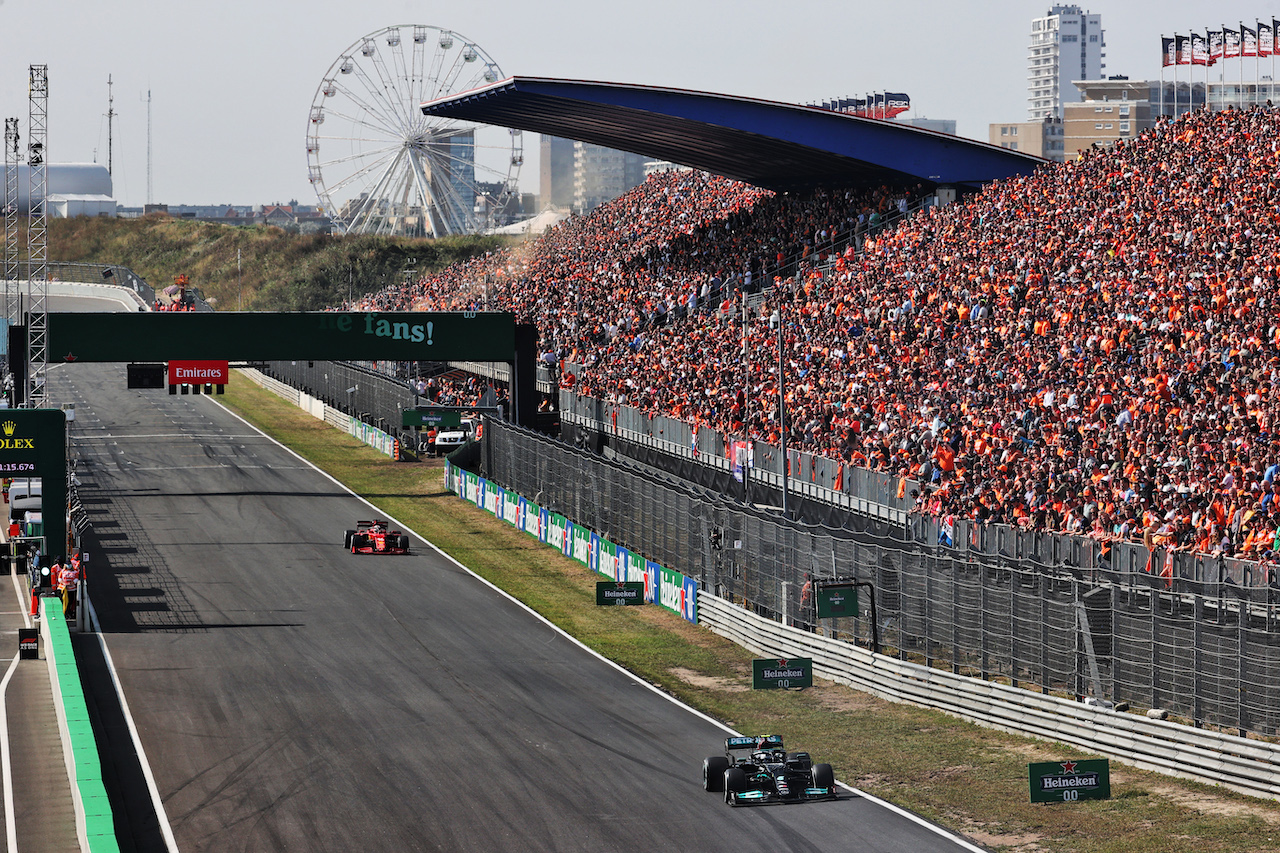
[{"left": 221, "top": 373, "right": 1280, "bottom": 853}]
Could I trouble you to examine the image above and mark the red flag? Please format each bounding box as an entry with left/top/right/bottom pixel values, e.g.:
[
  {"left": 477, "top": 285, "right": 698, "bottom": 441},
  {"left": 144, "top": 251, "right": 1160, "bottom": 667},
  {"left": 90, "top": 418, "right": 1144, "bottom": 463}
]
[{"left": 834, "top": 464, "right": 844, "bottom": 492}]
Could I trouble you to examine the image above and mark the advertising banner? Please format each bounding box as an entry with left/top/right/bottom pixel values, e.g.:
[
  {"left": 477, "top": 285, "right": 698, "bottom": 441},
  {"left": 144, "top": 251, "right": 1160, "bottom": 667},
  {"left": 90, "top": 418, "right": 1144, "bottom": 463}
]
[
  {"left": 1028, "top": 759, "right": 1111, "bottom": 803},
  {"left": 501, "top": 490, "right": 520, "bottom": 526},
  {"left": 595, "top": 581, "right": 646, "bottom": 606},
  {"left": 598, "top": 538, "right": 618, "bottom": 580},
  {"left": 658, "top": 567, "right": 697, "bottom": 623},
  {"left": 588, "top": 532, "right": 602, "bottom": 574},
  {"left": 168, "top": 360, "right": 229, "bottom": 385},
  {"left": 570, "top": 523, "right": 592, "bottom": 565},
  {"left": 624, "top": 551, "right": 645, "bottom": 585},
  {"left": 645, "top": 560, "right": 663, "bottom": 604},
  {"left": 519, "top": 499, "right": 541, "bottom": 537},
  {"left": 547, "top": 513, "right": 569, "bottom": 554},
  {"left": 752, "top": 657, "right": 813, "bottom": 689},
  {"left": 816, "top": 583, "right": 859, "bottom": 619}
]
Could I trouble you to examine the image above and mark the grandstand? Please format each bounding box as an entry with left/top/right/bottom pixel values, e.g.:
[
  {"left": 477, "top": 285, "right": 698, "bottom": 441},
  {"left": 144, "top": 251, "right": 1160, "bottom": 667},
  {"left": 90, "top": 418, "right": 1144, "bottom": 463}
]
[{"left": 344, "top": 104, "right": 1280, "bottom": 581}]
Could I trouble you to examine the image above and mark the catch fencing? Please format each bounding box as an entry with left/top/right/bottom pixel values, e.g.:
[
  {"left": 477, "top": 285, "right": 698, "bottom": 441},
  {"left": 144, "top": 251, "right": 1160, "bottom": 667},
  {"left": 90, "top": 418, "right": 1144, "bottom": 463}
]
[
  {"left": 484, "top": 417, "right": 1280, "bottom": 738},
  {"left": 562, "top": 391, "right": 1276, "bottom": 591}
]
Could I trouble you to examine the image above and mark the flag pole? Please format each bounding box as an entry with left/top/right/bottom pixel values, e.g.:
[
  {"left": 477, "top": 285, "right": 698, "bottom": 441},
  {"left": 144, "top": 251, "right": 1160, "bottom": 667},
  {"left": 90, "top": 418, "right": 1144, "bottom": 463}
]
[
  {"left": 1160, "top": 35, "right": 1165, "bottom": 119},
  {"left": 1233, "top": 20, "right": 1244, "bottom": 108},
  {"left": 1256, "top": 21, "right": 1261, "bottom": 105},
  {"left": 1175, "top": 35, "right": 1180, "bottom": 117}
]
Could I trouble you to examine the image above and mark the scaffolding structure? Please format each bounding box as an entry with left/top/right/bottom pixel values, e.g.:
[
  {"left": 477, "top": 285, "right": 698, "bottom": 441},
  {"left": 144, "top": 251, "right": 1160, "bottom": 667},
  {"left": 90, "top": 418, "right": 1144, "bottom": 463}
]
[
  {"left": 26, "top": 65, "right": 48, "bottom": 408},
  {"left": 3, "top": 118, "right": 19, "bottom": 327}
]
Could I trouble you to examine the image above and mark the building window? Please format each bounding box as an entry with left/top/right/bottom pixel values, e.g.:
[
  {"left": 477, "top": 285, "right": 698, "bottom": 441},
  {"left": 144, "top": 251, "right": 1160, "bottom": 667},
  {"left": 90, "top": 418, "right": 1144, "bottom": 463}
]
[
  {"left": 1105, "top": 123, "right": 1113, "bottom": 129},
  {"left": 1119, "top": 106, "right": 1130, "bottom": 116},
  {"left": 1104, "top": 106, "right": 1113, "bottom": 112},
  {"left": 1095, "top": 106, "right": 1104, "bottom": 112},
  {"left": 1010, "top": 142, "right": 1018, "bottom": 150},
  {"left": 1095, "top": 123, "right": 1103, "bottom": 129},
  {"left": 1120, "top": 122, "right": 1130, "bottom": 133},
  {"left": 1011, "top": 127, "right": 1018, "bottom": 135},
  {"left": 1001, "top": 127, "right": 1008, "bottom": 135}
]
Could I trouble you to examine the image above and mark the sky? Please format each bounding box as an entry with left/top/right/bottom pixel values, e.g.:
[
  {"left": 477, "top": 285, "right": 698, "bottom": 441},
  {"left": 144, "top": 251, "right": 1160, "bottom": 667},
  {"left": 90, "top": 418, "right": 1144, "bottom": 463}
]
[{"left": 1, "top": 0, "right": 1274, "bottom": 210}]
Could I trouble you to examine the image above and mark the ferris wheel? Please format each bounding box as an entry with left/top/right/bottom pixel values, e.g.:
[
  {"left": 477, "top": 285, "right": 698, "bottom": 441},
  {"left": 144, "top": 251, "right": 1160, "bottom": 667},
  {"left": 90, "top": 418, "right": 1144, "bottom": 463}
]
[{"left": 306, "top": 25, "right": 522, "bottom": 238}]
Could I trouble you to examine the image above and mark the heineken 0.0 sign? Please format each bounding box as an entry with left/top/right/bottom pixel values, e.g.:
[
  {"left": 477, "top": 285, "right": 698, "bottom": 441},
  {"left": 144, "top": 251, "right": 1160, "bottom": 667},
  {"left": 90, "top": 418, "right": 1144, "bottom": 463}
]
[
  {"left": 596, "top": 581, "right": 645, "bottom": 606},
  {"left": 752, "top": 658, "right": 813, "bottom": 689},
  {"left": 403, "top": 408, "right": 462, "bottom": 429},
  {"left": 816, "top": 583, "right": 859, "bottom": 619},
  {"left": 1028, "top": 759, "right": 1110, "bottom": 803}
]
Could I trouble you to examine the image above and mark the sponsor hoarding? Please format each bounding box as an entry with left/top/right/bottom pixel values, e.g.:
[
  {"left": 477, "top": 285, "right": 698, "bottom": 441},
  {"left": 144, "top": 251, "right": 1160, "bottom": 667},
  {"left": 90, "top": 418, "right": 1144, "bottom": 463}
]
[
  {"left": 1028, "top": 759, "right": 1110, "bottom": 803},
  {"left": 752, "top": 658, "right": 813, "bottom": 689},
  {"left": 595, "top": 581, "right": 646, "bottom": 606},
  {"left": 816, "top": 583, "right": 859, "bottom": 619},
  {"left": 168, "top": 360, "right": 229, "bottom": 385}
]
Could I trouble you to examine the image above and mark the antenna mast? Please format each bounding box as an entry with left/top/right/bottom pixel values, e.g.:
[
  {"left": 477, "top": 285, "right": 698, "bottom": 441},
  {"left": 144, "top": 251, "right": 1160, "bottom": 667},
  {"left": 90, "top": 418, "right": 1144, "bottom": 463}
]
[
  {"left": 145, "top": 89, "right": 152, "bottom": 206},
  {"left": 107, "top": 75, "right": 115, "bottom": 177}
]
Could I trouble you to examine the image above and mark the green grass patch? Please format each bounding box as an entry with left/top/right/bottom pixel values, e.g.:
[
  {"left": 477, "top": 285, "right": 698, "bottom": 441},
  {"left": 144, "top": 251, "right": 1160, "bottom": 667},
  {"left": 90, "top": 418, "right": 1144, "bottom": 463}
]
[{"left": 221, "top": 373, "right": 1280, "bottom": 852}]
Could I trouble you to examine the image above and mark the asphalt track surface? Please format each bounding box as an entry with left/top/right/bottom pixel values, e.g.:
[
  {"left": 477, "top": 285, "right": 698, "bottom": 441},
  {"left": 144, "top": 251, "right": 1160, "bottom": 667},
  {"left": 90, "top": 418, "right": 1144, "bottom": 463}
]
[{"left": 51, "top": 359, "right": 984, "bottom": 853}]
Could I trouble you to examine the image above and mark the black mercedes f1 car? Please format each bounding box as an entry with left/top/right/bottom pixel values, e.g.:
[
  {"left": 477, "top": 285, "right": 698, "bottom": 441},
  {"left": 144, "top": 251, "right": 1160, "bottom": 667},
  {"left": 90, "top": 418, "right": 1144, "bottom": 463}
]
[{"left": 702, "top": 735, "right": 837, "bottom": 806}]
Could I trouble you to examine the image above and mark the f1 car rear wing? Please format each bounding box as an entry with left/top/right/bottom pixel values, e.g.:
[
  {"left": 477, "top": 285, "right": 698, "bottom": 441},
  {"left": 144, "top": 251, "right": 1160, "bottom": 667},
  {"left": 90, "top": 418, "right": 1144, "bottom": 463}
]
[{"left": 726, "top": 735, "right": 784, "bottom": 752}]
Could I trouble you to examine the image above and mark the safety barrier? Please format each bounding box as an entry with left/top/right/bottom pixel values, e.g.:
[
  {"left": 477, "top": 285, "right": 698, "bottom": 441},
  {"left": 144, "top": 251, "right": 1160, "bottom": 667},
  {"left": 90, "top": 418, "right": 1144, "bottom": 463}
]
[
  {"left": 698, "top": 591, "right": 1280, "bottom": 802},
  {"left": 42, "top": 599, "right": 121, "bottom": 852}
]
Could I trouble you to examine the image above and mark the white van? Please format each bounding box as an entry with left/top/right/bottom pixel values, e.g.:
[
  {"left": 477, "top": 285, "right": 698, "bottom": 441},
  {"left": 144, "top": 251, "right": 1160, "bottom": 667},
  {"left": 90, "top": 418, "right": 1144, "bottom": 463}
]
[{"left": 9, "top": 478, "right": 41, "bottom": 514}]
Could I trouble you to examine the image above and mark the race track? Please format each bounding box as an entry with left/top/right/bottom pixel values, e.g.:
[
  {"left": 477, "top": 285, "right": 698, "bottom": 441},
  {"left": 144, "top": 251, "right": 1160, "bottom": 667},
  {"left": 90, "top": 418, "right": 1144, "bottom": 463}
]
[{"left": 52, "top": 360, "right": 981, "bottom": 853}]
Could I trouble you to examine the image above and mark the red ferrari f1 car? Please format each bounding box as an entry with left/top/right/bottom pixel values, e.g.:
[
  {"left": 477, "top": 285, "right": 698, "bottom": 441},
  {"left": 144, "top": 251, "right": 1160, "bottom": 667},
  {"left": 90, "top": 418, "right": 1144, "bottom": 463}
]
[{"left": 344, "top": 520, "right": 410, "bottom": 554}]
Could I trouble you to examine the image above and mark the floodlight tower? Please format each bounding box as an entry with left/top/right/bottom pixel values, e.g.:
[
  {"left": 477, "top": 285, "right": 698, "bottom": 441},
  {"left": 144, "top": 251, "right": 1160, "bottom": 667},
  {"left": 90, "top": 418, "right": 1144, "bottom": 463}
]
[
  {"left": 27, "top": 65, "right": 49, "bottom": 408},
  {"left": 3, "top": 118, "right": 20, "bottom": 326}
]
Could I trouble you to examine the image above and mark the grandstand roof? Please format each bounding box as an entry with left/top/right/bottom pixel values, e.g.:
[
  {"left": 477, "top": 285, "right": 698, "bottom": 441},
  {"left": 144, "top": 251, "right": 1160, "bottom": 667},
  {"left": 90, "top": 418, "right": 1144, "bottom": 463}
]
[{"left": 421, "top": 77, "right": 1046, "bottom": 194}]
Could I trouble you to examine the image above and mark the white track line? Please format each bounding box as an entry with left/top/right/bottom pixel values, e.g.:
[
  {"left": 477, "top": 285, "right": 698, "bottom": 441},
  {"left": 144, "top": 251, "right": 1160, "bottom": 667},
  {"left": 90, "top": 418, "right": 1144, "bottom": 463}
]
[
  {"left": 87, "top": 596, "right": 180, "bottom": 853},
  {"left": 211, "top": 394, "right": 988, "bottom": 853},
  {"left": 2, "top": 566, "right": 33, "bottom": 853}
]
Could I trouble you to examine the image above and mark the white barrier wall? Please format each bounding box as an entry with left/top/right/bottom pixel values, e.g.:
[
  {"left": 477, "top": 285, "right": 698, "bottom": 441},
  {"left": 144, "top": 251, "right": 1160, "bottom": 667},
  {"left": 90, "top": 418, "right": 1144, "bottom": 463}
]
[{"left": 240, "top": 369, "right": 397, "bottom": 457}]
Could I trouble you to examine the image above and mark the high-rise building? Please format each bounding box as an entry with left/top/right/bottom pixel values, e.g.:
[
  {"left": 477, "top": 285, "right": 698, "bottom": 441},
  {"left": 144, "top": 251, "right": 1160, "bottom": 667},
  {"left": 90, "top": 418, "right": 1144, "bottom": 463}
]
[
  {"left": 1028, "top": 5, "right": 1105, "bottom": 120},
  {"left": 571, "top": 142, "right": 648, "bottom": 215},
  {"left": 539, "top": 135, "right": 576, "bottom": 211}
]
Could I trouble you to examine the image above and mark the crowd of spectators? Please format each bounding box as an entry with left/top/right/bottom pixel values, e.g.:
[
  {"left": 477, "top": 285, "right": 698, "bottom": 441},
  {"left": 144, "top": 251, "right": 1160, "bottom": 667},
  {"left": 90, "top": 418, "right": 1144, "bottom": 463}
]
[{"left": 343, "top": 105, "right": 1280, "bottom": 562}]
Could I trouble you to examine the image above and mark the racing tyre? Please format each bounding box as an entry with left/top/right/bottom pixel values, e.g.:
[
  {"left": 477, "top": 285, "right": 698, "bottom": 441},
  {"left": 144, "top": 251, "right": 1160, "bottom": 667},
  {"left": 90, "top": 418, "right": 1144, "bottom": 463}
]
[
  {"left": 350, "top": 534, "right": 365, "bottom": 553},
  {"left": 703, "top": 756, "right": 729, "bottom": 792},
  {"left": 812, "top": 763, "right": 835, "bottom": 797},
  {"left": 724, "top": 767, "right": 746, "bottom": 807},
  {"left": 397, "top": 534, "right": 410, "bottom": 552},
  {"left": 343, "top": 529, "right": 356, "bottom": 550}
]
